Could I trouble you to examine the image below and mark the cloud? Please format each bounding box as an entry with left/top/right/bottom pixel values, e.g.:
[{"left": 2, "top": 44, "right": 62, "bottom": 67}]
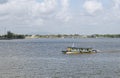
[
  {"left": 32, "top": 0, "right": 57, "bottom": 15},
  {"left": 102, "top": 0, "right": 120, "bottom": 19},
  {"left": 0, "top": 0, "right": 73, "bottom": 34},
  {"left": 56, "top": 0, "right": 72, "bottom": 22},
  {"left": 0, "top": 0, "right": 8, "bottom": 4},
  {"left": 61, "top": 0, "right": 69, "bottom": 10},
  {"left": 83, "top": 0, "right": 103, "bottom": 14},
  {"left": 0, "top": 0, "right": 120, "bottom": 34},
  {"left": 113, "top": 0, "right": 120, "bottom": 9},
  {"left": 0, "top": 0, "right": 71, "bottom": 27},
  {"left": 0, "top": 0, "right": 59, "bottom": 27}
]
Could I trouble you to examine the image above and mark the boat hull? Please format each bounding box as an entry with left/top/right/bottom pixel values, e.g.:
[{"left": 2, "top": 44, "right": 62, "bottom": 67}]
[{"left": 62, "top": 51, "right": 96, "bottom": 54}]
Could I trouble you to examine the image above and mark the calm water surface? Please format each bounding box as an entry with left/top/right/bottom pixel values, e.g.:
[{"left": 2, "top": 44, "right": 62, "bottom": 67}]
[{"left": 0, "top": 38, "right": 120, "bottom": 78}]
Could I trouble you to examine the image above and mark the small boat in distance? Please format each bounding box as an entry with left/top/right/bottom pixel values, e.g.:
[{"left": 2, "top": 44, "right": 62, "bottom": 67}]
[{"left": 62, "top": 47, "right": 97, "bottom": 54}]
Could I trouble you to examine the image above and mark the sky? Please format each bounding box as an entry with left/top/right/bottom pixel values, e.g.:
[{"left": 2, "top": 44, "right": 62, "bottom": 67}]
[{"left": 0, "top": 0, "right": 120, "bottom": 35}]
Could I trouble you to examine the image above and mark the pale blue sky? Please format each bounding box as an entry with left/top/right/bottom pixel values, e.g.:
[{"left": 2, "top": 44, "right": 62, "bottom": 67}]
[{"left": 0, "top": 0, "right": 120, "bottom": 35}]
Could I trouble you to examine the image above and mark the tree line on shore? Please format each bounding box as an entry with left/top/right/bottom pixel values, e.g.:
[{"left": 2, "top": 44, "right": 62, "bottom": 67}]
[
  {"left": 26, "top": 34, "right": 120, "bottom": 38},
  {"left": 87, "top": 34, "right": 120, "bottom": 38},
  {"left": 0, "top": 31, "right": 120, "bottom": 39},
  {"left": 0, "top": 31, "right": 25, "bottom": 39}
]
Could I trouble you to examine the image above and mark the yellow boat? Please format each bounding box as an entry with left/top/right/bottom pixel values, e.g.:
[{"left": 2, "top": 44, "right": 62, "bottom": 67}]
[{"left": 62, "top": 47, "right": 97, "bottom": 54}]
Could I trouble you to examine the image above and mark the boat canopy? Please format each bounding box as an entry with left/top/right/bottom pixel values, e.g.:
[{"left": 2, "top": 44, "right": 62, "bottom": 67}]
[{"left": 67, "top": 47, "right": 92, "bottom": 50}]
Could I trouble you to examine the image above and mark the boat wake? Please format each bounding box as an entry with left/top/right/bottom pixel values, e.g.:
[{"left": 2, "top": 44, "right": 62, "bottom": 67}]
[{"left": 100, "top": 49, "right": 120, "bottom": 53}]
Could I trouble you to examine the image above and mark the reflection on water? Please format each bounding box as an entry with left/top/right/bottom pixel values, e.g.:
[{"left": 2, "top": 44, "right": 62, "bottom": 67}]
[{"left": 0, "top": 38, "right": 120, "bottom": 78}]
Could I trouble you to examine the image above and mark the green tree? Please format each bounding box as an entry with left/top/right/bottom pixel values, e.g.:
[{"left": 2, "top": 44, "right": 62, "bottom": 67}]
[{"left": 7, "top": 31, "right": 14, "bottom": 39}]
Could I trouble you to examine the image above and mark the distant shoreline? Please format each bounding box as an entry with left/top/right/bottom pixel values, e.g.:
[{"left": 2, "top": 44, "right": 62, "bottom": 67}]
[
  {"left": 25, "top": 34, "right": 120, "bottom": 39},
  {"left": 1, "top": 31, "right": 120, "bottom": 39}
]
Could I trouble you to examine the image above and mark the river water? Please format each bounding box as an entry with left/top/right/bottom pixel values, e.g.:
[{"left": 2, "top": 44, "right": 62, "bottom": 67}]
[{"left": 0, "top": 38, "right": 120, "bottom": 78}]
